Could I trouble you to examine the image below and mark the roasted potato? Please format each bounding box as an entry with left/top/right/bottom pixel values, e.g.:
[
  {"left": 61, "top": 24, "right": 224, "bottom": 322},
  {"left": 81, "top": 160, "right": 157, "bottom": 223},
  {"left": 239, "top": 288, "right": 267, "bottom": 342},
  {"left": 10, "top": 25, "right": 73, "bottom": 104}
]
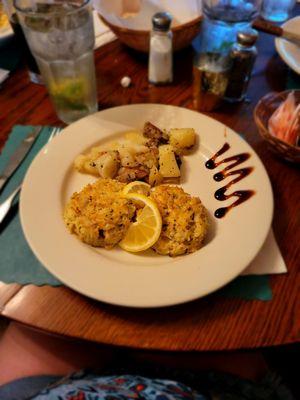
[
  {"left": 148, "top": 166, "right": 163, "bottom": 186},
  {"left": 125, "top": 131, "right": 148, "bottom": 145},
  {"left": 94, "top": 151, "right": 120, "bottom": 178},
  {"left": 169, "top": 128, "right": 196, "bottom": 150},
  {"left": 158, "top": 145, "right": 181, "bottom": 178}
]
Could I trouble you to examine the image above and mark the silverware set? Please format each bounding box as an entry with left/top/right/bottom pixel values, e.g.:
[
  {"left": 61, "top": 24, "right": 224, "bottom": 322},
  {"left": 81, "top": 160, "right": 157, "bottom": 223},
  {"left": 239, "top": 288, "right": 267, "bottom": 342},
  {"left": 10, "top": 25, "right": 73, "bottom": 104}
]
[{"left": 0, "top": 127, "right": 61, "bottom": 225}]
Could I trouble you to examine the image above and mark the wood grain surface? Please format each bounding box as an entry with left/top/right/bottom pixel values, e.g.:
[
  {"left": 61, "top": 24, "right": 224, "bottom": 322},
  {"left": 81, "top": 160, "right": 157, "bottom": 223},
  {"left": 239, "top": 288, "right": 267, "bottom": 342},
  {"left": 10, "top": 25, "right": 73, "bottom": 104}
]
[{"left": 0, "top": 13, "right": 299, "bottom": 351}]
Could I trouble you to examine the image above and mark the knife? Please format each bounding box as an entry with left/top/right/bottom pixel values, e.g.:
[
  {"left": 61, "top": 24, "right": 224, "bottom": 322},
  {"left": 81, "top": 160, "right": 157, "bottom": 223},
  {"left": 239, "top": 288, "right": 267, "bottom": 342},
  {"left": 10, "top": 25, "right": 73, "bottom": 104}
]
[
  {"left": 252, "top": 19, "right": 300, "bottom": 46},
  {"left": 0, "top": 126, "right": 42, "bottom": 194}
]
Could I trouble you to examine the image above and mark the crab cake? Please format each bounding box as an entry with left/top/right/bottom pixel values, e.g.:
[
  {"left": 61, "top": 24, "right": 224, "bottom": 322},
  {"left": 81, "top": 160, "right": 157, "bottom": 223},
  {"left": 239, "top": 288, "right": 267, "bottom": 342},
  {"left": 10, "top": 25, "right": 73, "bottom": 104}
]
[
  {"left": 63, "top": 178, "right": 135, "bottom": 248},
  {"left": 151, "top": 185, "right": 208, "bottom": 257}
]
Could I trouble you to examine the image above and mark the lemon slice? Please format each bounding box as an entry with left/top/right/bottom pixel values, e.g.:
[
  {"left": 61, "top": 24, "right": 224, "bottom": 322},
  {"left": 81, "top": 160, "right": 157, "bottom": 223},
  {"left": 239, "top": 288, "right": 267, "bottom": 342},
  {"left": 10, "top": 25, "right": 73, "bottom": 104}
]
[
  {"left": 122, "top": 181, "right": 151, "bottom": 196},
  {"left": 119, "top": 193, "right": 162, "bottom": 253}
]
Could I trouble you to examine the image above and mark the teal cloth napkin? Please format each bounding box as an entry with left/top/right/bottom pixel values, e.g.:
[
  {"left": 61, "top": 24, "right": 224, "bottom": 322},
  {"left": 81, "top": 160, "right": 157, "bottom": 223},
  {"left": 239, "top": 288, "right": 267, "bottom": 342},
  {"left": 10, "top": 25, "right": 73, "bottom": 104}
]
[
  {"left": 0, "top": 126, "right": 272, "bottom": 300},
  {"left": 0, "top": 126, "right": 60, "bottom": 285}
]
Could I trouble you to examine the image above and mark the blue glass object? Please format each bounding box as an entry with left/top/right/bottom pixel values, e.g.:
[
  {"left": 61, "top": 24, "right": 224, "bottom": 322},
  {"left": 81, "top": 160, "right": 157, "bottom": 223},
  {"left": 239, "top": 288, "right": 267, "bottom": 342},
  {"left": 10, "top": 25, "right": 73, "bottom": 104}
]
[
  {"left": 198, "top": 1, "right": 262, "bottom": 56},
  {"left": 261, "top": 0, "right": 296, "bottom": 22},
  {"left": 194, "top": 18, "right": 251, "bottom": 56},
  {"left": 202, "top": 0, "right": 262, "bottom": 22}
]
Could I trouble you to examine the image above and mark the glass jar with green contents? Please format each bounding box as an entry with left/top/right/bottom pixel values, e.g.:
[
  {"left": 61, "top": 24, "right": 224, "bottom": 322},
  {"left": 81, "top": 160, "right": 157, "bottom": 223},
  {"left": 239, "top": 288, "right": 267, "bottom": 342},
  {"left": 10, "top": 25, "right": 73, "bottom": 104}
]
[
  {"left": 193, "top": 17, "right": 232, "bottom": 112},
  {"left": 193, "top": 52, "right": 231, "bottom": 112}
]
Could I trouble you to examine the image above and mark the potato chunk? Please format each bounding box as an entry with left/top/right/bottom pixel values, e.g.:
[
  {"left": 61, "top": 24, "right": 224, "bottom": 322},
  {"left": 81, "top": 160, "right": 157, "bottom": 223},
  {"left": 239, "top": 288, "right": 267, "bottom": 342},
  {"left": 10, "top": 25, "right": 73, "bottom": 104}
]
[
  {"left": 125, "top": 131, "right": 147, "bottom": 145},
  {"left": 94, "top": 151, "right": 120, "bottom": 178},
  {"left": 74, "top": 154, "right": 87, "bottom": 172},
  {"left": 148, "top": 166, "right": 163, "bottom": 186},
  {"left": 158, "top": 145, "right": 181, "bottom": 178},
  {"left": 169, "top": 128, "right": 196, "bottom": 150},
  {"left": 143, "top": 121, "right": 168, "bottom": 145}
]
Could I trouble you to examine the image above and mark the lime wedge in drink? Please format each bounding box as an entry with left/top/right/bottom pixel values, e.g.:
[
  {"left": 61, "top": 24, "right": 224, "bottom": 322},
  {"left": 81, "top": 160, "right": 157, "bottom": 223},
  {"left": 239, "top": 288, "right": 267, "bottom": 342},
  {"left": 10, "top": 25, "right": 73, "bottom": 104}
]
[{"left": 49, "top": 77, "right": 89, "bottom": 111}]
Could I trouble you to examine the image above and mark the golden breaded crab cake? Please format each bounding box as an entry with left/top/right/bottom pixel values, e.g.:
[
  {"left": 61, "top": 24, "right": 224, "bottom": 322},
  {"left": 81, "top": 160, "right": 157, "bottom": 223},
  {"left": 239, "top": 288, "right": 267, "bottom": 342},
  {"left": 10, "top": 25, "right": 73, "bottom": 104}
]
[
  {"left": 151, "top": 185, "right": 209, "bottom": 256},
  {"left": 63, "top": 178, "right": 135, "bottom": 248}
]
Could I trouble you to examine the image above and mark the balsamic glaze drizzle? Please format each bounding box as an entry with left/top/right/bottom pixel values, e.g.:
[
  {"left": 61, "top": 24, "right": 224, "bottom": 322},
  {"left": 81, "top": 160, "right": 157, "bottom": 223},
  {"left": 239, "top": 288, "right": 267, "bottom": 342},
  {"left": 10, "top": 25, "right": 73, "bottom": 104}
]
[{"left": 205, "top": 143, "right": 255, "bottom": 218}]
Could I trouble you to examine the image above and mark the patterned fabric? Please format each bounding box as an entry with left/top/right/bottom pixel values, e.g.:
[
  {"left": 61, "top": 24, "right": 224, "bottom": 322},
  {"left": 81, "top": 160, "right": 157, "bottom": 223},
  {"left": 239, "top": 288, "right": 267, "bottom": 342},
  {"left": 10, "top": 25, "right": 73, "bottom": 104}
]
[{"left": 32, "top": 374, "right": 207, "bottom": 400}]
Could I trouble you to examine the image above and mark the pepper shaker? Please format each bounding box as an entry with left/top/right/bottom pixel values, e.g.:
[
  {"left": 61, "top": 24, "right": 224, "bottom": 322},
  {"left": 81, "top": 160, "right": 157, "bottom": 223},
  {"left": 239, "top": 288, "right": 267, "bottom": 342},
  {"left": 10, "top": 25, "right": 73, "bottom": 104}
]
[
  {"left": 225, "top": 29, "right": 258, "bottom": 102},
  {"left": 148, "top": 12, "right": 173, "bottom": 85}
]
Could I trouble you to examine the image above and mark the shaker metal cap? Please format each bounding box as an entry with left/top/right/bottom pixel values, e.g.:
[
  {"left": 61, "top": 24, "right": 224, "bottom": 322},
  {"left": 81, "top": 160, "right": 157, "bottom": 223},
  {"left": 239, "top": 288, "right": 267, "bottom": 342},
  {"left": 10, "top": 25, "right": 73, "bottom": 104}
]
[
  {"left": 152, "top": 12, "right": 172, "bottom": 32},
  {"left": 237, "top": 29, "right": 258, "bottom": 46}
]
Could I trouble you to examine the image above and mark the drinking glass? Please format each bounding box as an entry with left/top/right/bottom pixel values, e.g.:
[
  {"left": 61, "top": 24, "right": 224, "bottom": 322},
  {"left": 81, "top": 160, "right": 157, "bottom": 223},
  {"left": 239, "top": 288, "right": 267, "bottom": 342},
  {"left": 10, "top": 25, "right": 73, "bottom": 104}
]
[
  {"left": 260, "top": 0, "right": 296, "bottom": 22},
  {"left": 2, "top": 0, "right": 42, "bottom": 84},
  {"left": 199, "top": 0, "right": 262, "bottom": 57},
  {"left": 14, "top": 0, "right": 98, "bottom": 124},
  {"left": 202, "top": 0, "right": 262, "bottom": 22}
]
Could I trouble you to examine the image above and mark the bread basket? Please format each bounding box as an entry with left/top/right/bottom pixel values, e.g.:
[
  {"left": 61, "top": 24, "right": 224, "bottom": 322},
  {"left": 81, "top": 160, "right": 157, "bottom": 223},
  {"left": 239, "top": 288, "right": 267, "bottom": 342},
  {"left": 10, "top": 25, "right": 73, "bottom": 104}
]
[
  {"left": 100, "top": 16, "right": 202, "bottom": 52},
  {"left": 94, "top": 0, "right": 202, "bottom": 53},
  {"left": 254, "top": 90, "right": 300, "bottom": 164}
]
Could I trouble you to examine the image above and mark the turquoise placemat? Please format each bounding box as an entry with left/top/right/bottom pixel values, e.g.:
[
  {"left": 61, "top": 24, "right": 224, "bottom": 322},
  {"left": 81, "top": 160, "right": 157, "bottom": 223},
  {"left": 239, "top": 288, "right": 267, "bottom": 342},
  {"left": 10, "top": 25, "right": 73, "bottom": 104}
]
[
  {"left": 0, "top": 126, "right": 272, "bottom": 300},
  {"left": 218, "top": 275, "right": 271, "bottom": 301},
  {"left": 0, "top": 126, "right": 61, "bottom": 286}
]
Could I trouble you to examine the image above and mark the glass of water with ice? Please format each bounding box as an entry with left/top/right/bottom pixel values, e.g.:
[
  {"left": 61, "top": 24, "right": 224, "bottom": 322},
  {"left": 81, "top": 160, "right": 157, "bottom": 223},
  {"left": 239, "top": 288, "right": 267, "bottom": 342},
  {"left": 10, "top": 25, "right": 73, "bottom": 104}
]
[{"left": 14, "top": 0, "right": 98, "bottom": 124}]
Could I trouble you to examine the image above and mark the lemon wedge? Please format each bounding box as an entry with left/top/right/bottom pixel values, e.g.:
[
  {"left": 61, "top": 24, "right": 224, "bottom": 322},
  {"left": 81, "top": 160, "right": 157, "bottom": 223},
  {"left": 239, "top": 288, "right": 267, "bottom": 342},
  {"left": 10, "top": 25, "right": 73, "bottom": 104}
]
[
  {"left": 119, "top": 193, "right": 162, "bottom": 253},
  {"left": 122, "top": 181, "right": 151, "bottom": 196}
]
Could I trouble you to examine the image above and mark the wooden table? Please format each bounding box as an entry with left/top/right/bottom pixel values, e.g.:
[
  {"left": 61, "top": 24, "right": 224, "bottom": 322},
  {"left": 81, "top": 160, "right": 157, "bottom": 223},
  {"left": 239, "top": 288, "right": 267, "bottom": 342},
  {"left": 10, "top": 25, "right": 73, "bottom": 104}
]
[{"left": 0, "top": 16, "right": 299, "bottom": 351}]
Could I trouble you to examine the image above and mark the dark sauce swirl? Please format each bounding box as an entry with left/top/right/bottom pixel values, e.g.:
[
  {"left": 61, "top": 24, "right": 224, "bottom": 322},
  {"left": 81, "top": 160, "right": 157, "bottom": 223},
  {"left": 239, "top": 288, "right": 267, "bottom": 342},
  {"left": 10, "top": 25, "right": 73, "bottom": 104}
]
[
  {"left": 205, "top": 142, "right": 255, "bottom": 218},
  {"left": 205, "top": 143, "right": 230, "bottom": 169}
]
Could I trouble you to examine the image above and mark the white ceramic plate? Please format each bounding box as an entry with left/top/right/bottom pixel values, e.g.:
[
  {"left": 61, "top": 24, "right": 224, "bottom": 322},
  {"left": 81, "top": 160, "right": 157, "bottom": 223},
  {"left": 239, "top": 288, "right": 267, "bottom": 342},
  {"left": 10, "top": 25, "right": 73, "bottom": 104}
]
[
  {"left": 276, "top": 16, "right": 300, "bottom": 75},
  {"left": 20, "top": 104, "right": 273, "bottom": 308}
]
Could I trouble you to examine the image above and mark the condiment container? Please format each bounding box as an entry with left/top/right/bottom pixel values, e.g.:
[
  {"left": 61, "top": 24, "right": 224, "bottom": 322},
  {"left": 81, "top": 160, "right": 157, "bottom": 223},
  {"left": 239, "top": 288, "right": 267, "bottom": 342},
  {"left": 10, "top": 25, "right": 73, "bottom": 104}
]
[
  {"left": 148, "top": 12, "right": 173, "bottom": 84},
  {"left": 193, "top": 52, "right": 231, "bottom": 112},
  {"left": 225, "top": 29, "right": 258, "bottom": 102}
]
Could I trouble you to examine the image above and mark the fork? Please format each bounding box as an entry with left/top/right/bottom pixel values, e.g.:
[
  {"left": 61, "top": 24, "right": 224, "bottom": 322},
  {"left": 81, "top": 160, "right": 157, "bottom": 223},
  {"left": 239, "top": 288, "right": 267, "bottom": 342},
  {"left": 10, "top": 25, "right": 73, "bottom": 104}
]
[{"left": 0, "top": 127, "right": 61, "bottom": 225}]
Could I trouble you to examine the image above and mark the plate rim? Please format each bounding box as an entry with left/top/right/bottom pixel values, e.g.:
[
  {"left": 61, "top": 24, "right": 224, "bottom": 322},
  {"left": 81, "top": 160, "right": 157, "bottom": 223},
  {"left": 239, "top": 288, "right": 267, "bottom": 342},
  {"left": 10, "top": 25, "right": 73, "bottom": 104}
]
[{"left": 275, "top": 15, "right": 300, "bottom": 75}]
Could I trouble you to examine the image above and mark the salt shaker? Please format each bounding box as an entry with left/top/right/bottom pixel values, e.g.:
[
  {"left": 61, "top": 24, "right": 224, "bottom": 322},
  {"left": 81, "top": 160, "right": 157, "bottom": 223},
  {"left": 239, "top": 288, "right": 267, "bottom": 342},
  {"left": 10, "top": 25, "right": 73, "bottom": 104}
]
[
  {"left": 225, "top": 29, "right": 258, "bottom": 102},
  {"left": 148, "top": 12, "right": 173, "bottom": 84}
]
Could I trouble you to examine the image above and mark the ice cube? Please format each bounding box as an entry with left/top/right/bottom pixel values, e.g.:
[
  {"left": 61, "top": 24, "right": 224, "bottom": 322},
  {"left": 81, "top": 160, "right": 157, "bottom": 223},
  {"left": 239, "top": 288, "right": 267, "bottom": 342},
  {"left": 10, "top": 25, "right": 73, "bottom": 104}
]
[{"left": 24, "top": 15, "right": 52, "bottom": 32}]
